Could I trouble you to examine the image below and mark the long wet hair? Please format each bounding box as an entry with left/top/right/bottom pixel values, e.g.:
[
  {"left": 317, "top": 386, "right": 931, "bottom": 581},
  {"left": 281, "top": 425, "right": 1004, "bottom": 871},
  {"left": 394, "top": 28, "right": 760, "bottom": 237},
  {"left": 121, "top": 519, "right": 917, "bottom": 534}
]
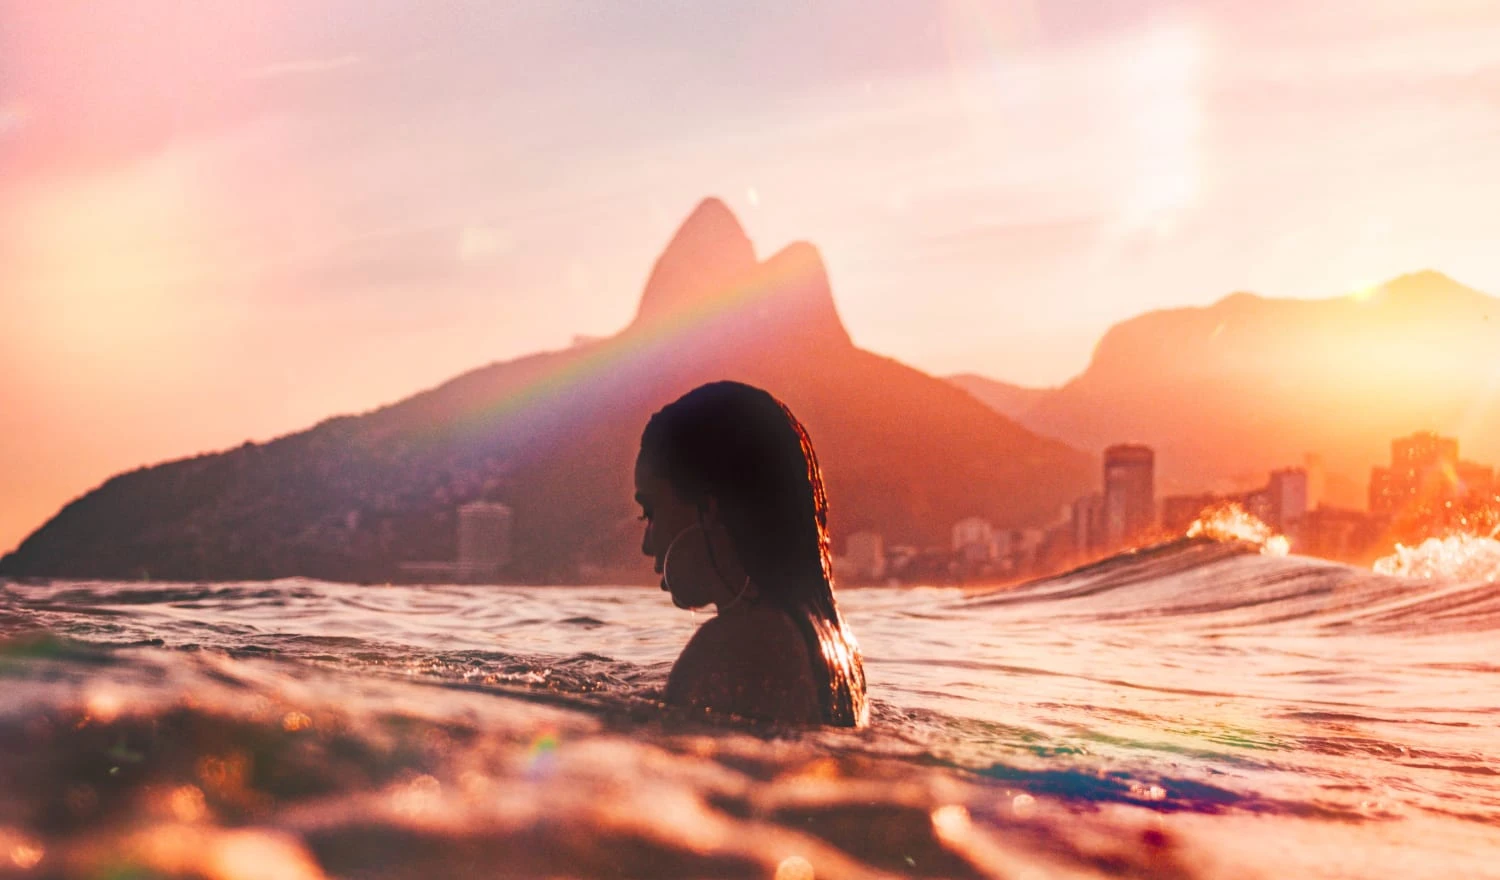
[{"left": 640, "top": 381, "right": 868, "bottom": 727}]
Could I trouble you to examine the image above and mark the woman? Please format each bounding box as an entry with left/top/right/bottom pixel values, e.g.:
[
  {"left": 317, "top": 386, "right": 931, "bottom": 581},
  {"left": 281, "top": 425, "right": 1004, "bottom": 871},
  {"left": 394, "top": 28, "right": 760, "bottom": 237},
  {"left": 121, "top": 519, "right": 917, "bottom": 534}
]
[{"left": 635, "top": 381, "right": 868, "bottom": 727}]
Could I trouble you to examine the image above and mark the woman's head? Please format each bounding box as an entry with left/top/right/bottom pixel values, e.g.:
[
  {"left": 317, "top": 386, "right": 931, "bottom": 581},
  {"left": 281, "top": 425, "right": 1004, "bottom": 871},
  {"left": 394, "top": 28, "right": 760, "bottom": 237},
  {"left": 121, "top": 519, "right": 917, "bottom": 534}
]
[
  {"left": 635, "top": 381, "right": 866, "bottom": 726},
  {"left": 636, "top": 382, "right": 829, "bottom": 607}
]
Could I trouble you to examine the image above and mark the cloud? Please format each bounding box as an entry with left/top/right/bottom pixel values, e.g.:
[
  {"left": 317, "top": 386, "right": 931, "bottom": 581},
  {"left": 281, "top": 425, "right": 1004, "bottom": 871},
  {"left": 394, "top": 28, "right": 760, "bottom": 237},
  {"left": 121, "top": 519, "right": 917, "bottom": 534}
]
[
  {"left": 458, "top": 225, "right": 514, "bottom": 263},
  {"left": 0, "top": 102, "right": 28, "bottom": 136},
  {"left": 244, "top": 54, "right": 364, "bottom": 81}
]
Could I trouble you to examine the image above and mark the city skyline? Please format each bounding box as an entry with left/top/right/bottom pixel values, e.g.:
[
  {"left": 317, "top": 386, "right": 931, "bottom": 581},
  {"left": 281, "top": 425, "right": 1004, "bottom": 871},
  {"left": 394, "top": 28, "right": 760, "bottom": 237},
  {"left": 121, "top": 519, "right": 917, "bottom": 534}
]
[{"left": 6, "top": 1, "right": 1500, "bottom": 556}]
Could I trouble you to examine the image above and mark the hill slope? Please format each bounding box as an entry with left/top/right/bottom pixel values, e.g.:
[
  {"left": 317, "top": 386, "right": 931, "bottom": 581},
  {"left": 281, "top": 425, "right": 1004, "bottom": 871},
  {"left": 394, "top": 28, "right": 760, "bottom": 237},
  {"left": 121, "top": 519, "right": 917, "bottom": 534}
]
[
  {"left": 1, "top": 199, "right": 1092, "bottom": 582},
  {"left": 963, "top": 271, "right": 1500, "bottom": 501},
  {"left": 947, "top": 374, "right": 1053, "bottom": 422}
]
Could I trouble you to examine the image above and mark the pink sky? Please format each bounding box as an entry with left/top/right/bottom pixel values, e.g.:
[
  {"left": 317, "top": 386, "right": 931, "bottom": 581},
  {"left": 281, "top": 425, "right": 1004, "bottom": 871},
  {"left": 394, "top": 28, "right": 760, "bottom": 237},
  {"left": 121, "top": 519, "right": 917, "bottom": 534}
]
[{"left": 3, "top": 1, "right": 1500, "bottom": 554}]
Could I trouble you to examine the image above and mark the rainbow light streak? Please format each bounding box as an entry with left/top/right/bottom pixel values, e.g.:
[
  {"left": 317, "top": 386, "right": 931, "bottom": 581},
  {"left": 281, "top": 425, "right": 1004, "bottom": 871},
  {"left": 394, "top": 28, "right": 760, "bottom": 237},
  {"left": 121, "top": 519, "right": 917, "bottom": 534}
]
[
  {"left": 525, "top": 728, "right": 559, "bottom": 778},
  {"left": 429, "top": 250, "right": 823, "bottom": 449}
]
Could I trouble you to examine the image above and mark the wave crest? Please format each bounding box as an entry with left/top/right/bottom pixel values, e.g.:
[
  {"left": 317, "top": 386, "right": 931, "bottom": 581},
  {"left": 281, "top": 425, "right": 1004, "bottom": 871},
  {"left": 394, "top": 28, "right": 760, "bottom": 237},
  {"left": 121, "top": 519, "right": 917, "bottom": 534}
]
[
  {"left": 1373, "top": 532, "right": 1500, "bottom": 582},
  {"left": 1185, "top": 502, "right": 1290, "bottom": 556}
]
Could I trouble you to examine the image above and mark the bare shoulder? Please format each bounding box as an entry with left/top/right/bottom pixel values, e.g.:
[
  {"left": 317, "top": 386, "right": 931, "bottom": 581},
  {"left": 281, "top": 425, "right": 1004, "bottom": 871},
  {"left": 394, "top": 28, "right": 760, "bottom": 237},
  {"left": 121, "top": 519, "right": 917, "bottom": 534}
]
[
  {"left": 673, "top": 605, "right": 808, "bottom": 679},
  {"left": 713, "top": 603, "right": 810, "bottom": 652},
  {"left": 666, "top": 604, "right": 820, "bottom": 724}
]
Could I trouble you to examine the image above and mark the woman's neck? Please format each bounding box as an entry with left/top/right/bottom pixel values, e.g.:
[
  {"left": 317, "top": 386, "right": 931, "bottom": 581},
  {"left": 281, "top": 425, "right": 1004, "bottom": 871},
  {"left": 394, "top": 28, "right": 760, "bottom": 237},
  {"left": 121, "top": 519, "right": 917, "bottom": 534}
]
[{"left": 714, "top": 575, "right": 757, "bottom": 615}]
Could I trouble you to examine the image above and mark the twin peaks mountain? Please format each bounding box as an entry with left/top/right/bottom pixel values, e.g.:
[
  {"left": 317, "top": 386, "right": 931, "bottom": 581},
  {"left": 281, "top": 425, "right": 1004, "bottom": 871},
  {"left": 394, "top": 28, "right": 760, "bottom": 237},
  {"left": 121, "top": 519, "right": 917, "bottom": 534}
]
[
  {"left": 1, "top": 199, "right": 1091, "bottom": 583},
  {"left": 952, "top": 270, "right": 1500, "bottom": 506}
]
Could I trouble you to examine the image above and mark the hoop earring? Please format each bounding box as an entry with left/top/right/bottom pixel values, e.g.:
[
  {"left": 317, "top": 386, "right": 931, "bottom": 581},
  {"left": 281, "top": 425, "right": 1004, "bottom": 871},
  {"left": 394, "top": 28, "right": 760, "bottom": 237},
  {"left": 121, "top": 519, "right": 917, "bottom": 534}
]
[
  {"left": 663, "top": 522, "right": 750, "bottom": 612},
  {"left": 660, "top": 522, "right": 701, "bottom": 597},
  {"left": 717, "top": 575, "right": 753, "bottom": 614}
]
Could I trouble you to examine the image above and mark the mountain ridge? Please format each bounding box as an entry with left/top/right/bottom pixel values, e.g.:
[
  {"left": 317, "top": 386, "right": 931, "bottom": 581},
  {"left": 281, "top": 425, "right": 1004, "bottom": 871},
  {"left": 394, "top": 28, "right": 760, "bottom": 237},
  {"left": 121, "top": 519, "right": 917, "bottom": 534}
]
[
  {"left": 955, "top": 270, "right": 1500, "bottom": 503},
  {"left": 1, "top": 198, "right": 1092, "bottom": 583}
]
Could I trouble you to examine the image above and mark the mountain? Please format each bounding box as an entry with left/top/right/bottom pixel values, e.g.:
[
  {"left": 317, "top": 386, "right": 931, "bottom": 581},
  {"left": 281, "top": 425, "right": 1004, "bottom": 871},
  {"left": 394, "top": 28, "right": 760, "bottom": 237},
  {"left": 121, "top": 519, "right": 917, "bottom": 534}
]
[
  {"left": 1, "top": 198, "right": 1093, "bottom": 583},
  {"left": 958, "top": 271, "right": 1500, "bottom": 503},
  {"left": 947, "top": 374, "right": 1052, "bottom": 422}
]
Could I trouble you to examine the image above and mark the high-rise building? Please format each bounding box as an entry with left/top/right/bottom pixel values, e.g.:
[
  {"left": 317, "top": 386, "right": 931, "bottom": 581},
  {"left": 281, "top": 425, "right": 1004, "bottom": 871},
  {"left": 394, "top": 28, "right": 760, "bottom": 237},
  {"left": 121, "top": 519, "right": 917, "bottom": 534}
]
[
  {"left": 1016, "top": 528, "right": 1046, "bottom": 570},
  {"left": 1103, "top": 445, "right": 1155, "bottom": 548},
  {"left": 1160, "top": 493, "right": 1219, "bottom": 535},
  {"left": 1235, "top": 488, "right": 1273, "bottom": 526},
  {"left": 1300, "top": 506, "right": 1381, "bottom": 561},
  {"left": 1369, "top": 432, "right": 1478, "bottom": 514},
  {"left": 1266, "top": 468, "right": 1309, "bottom": 532},
  {"left": 1304, "top": 453, "right": 1326, "bottom": 509},
  {"left": 457, "top": 501, "right": 513, "bottom": 573},
  {"left": 845, "top": 531, "right": 886, "bottom": 581},
  {"left": 952, "top": 517, "right": 997, "bottom": 564},
  {"left": 1071, "top": 493, "right": 1106, "bottom": 556},
  {"left": 1457, "top": 461, "right": 1495, "bottom": 500}
]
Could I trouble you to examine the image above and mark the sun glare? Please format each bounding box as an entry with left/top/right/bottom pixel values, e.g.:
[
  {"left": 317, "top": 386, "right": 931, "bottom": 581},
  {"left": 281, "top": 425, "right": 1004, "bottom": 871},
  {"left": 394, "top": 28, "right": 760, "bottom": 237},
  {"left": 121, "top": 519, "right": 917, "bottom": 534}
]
[{"left": 1118, "top": 22, "right": 1205, "bottom": 235}]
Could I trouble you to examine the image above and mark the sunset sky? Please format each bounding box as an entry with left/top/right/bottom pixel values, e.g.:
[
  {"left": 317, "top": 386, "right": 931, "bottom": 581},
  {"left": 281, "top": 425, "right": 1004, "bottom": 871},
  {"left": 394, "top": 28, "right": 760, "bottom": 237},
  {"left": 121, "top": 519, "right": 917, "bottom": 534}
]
[{"left": 4, "top": 0, "right": 1500, "bottom": 553}]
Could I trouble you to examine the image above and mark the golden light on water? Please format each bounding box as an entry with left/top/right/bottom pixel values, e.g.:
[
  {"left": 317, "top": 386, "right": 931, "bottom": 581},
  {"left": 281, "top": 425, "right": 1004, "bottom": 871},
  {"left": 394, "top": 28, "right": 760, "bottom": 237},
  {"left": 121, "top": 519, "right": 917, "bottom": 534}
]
[
  {"left": 8, "top": 840, "right": 44, "bottom": 871},
  {"left": 84, "top": 688, "right": 124, "bottom": 724},
  {"left": 166, "top": 786, "right": 208, "bottom": 823},
  {"left": 1010, "top": 793, "right": 1037, "bottom": 819},
  {"left": 774, "top": 855, "right": 815, "bottom": 880},
  {"left": 391, "top": 775, "right": 443, "bottom": 818},
  {"left": 931, "top": 804, "right": 972, "bottom": 842}
]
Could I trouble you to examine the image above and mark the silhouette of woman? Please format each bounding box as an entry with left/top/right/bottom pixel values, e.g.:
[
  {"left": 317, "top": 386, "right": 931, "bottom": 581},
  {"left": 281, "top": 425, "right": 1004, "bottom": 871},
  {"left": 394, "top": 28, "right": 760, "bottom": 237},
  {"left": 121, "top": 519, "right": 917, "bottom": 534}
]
[{"left": 635, "top": 381, "right": 868, "bottom": 727}]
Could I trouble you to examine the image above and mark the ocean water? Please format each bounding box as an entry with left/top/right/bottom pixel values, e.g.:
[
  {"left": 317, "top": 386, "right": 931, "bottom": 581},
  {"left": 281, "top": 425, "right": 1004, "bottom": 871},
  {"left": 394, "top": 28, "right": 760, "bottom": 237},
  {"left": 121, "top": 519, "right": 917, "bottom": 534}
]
[{"left": 3, "top": 537, "right": 1499, "bottom": 879}]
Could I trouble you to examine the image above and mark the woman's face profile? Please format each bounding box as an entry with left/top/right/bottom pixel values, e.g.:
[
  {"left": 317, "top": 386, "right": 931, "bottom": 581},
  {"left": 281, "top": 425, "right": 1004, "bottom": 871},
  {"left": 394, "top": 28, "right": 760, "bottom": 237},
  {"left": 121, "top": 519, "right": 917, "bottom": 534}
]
[{"left": 634, "top": 454, "right": 720, "bottom": 609}]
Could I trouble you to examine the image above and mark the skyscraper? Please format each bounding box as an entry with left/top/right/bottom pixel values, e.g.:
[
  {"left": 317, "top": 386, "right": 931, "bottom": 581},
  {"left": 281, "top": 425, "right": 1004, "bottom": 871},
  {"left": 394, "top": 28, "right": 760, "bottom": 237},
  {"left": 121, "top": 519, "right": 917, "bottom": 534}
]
[
  {"left": 1304, "top": 453, "right": 1326, "bottom": 509},
  {"left": 1103, "top": 445, "right": 1155, "bottom": 548},
  {"left": 1370, "top": 432, "right": 1463, "bottom": 514},
  {"left": 1457, "top": 461, "right": 1495, "bottom": 500},
  {"left": 1071, "top": 493, "right": 1106, "bottom": 556},
  {"left": 952, "top": 517, "right": 997, "bottom": 564},
  {"left": 1160, "top": 493, "right": 1219, "bottom": 535},
  {"left": 844, "top": 531, "right": 886, "bottom": 581},
  {"left": 1266, "top": 468, "right": 1309, "bottom": 533}
]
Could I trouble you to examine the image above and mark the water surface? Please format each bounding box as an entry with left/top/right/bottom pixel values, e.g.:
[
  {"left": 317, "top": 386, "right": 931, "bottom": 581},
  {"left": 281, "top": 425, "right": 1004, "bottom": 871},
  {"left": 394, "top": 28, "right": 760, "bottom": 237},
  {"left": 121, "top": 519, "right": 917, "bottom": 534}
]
[{"left": 3, "top": 538, "right": 1498, "bottom": 878}]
